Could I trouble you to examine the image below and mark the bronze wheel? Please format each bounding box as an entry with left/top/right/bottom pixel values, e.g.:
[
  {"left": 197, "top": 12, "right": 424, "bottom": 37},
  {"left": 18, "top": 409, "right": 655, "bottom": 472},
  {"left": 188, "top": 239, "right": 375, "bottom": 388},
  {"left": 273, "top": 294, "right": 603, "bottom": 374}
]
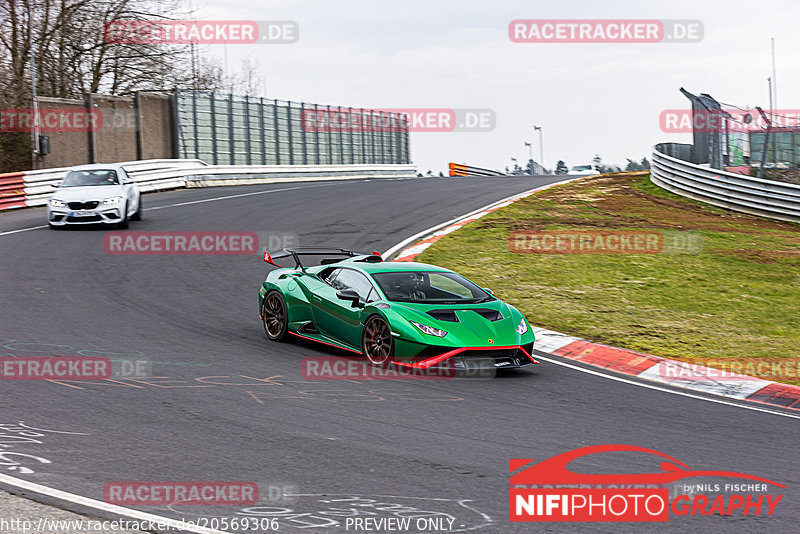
[
  {"left": 362, "top": 316, "right": 394, "bottom": 366},
  {"left": 262, "top": 291, "right": 288, "bottom": 341}
]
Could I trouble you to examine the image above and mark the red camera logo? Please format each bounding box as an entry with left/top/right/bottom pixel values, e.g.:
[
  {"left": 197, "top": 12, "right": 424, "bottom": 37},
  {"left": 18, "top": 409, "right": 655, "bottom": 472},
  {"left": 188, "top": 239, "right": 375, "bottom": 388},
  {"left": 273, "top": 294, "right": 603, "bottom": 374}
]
[{"left": 509, "top": 445, "right": 784, "bottom": 523}]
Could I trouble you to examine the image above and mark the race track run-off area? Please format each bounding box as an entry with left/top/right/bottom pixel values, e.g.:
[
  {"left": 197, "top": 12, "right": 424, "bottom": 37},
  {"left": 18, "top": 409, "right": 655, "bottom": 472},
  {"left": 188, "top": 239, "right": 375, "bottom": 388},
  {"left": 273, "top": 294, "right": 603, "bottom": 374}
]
[{"left": 0, "top": 175, "right": 798, "bottom": 533}]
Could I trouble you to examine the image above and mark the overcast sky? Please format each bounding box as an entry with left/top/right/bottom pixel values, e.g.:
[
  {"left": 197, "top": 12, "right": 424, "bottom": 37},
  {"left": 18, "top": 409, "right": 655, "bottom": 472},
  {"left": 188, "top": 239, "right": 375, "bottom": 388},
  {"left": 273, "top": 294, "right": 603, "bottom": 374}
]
[{"left": 188, "top": 0, "right": 800, "bottom": 174}]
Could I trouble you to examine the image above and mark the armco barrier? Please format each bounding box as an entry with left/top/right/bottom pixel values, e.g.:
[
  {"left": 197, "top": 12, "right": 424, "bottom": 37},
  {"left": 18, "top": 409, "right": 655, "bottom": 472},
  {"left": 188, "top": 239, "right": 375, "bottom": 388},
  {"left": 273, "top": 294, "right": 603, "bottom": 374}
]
[
  {"left": 448, "top": 162, "right": 504, "bottom": 177},
  {"left": 183, "top": 164, "right": 417, "bottom": 187},
  {"left": 1, "top": 161, "right": 417, "bottom": 210},
  {"left": 0, "top": 172, "right": 26, "bottom": 210},
  {"left": 651, "top": 144, "right": 800, "bottom": 223}
]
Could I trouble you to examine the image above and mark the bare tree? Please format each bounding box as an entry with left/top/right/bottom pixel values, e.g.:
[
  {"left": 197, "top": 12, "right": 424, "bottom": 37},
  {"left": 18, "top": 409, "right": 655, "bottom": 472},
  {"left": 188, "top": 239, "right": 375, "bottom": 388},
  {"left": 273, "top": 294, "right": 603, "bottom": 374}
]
[
  {"left": 0, "top": 0, "right": 226, "bottom": 100},
  {"left": 232, "top": 55, "right": 265, "bottom": 97}
]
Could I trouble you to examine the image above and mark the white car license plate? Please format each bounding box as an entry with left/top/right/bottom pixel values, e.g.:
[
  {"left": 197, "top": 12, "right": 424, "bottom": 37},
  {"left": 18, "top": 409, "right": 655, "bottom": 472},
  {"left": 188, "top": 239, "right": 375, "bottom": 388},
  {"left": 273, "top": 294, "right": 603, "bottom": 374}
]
[{"left": 71, "top": 210, "right": 94, "bottom": 217}]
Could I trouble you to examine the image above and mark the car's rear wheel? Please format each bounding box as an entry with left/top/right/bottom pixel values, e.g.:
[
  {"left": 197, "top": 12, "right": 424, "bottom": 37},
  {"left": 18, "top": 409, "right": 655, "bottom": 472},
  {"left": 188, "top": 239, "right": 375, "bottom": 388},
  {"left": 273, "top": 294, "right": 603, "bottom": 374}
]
[
  {"left": 262, "top": 291, "right": 288, "bottom": 341},
  {"left": 363, "top": 315, "right": 394, "bottom": 366}
]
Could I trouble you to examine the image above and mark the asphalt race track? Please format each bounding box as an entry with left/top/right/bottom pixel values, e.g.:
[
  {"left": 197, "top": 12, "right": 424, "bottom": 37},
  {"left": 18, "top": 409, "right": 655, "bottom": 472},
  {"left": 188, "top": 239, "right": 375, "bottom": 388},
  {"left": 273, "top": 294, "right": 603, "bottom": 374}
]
[{"left": 0, "top": 176, "right": 798, "bottom": 533}]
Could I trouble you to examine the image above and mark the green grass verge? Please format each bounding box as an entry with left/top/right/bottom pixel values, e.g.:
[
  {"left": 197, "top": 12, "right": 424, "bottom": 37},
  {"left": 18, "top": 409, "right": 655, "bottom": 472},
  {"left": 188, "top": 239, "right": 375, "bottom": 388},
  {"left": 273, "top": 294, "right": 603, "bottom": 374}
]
[{"left": 418, "top": 172, "right": 800, "bottom": 385}]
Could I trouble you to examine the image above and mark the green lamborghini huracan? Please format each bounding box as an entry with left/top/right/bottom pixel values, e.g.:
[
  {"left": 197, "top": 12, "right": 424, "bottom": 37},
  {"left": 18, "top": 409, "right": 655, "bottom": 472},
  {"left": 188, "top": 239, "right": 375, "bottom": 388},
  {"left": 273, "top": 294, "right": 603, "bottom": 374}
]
[{"left": 258, "top": 247, "right": 538, "bottom": 369}]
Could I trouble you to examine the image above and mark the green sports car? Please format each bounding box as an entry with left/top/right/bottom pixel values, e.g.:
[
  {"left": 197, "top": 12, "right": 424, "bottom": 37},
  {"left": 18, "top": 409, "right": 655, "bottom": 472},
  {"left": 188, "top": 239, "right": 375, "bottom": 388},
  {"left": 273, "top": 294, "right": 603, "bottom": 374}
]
[{"left": 258, "top": 247, "right": 538, "bottom": 370}]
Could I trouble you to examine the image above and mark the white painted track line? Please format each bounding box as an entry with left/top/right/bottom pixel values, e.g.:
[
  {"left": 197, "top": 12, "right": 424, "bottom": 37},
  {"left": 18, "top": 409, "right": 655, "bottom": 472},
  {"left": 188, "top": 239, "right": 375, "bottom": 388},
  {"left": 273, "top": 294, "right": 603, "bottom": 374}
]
[{"left": 0, "top": 474, "right": 228, "bottom": 534}]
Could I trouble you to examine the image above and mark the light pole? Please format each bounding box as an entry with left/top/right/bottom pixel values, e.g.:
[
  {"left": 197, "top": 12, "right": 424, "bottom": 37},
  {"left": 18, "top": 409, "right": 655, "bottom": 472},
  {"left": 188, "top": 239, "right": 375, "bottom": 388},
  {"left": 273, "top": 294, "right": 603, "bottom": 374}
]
[
  {"left": 524, "top": 141, "right": 533, "bottom": 174},
  {"left": 28, "top": 2, "right": 40, "bottom": 169},
  {"left": 533, "top": 125, "right": 543, "bottom": 171}
]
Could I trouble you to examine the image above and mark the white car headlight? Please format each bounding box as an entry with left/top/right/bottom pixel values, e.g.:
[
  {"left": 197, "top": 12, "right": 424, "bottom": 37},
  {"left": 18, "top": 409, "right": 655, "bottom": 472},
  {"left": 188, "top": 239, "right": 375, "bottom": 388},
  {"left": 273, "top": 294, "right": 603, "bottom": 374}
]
[
  {"left": 49, "top": 199, "right": 65, "bottom": 207},
  {"left": 102, "top": 196, "right": 122, "bottom": 205},
  {"left": 516, "top": 319, "right": 528, "bottom": 335},
  {"left": 410, "top": 321, "right": 448, "bottom": 338}
]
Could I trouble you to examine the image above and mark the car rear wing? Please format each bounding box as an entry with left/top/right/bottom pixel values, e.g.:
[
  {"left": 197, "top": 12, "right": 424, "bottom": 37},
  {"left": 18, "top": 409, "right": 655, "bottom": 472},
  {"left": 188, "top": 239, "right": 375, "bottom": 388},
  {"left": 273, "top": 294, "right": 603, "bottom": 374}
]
[{"left": 263, "top": 247, "right": 382, "bottom": 269}]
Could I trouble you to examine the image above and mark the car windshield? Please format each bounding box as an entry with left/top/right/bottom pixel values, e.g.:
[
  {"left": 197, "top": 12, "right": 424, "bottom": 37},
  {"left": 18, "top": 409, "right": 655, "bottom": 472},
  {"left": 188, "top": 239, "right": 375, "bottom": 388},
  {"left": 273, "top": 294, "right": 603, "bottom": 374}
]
[
  {"left": 571, "top": 165, "right": 592, "bottom": 171},
  {"left": 371, "top": 271, "right": 493, "bottom": 304},
  {"left": 61, "top": 170, "right": 120, "bottom": 187}
]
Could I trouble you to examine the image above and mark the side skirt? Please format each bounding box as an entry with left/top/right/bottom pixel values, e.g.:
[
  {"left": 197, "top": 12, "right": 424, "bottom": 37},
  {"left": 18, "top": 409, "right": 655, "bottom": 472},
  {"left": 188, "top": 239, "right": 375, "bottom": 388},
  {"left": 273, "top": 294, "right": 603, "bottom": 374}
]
[{"left": 288, "top": 330, "right": 362, "bottom": 355}]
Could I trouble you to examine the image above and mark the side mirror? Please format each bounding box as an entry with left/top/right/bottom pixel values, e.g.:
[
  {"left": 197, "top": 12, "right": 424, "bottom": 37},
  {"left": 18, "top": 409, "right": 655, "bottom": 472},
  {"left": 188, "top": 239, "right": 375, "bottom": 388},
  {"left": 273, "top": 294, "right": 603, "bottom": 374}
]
[
  {"left": 336, "top": 289, "right": 362, "bottom": 307},
  {"left": 482, "top": 288, "right": 494, "bottom": 295},
  {"left": 50, "top": 183, "right": 59, "bottom": 189}
]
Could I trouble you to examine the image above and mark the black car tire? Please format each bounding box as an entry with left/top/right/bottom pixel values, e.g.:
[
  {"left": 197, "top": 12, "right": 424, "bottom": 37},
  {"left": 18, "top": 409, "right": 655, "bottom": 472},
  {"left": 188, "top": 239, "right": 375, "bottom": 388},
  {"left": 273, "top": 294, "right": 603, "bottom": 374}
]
[
  {"left": 262, "top": 291, "right": 289, "bottom": 341},
  {"left": 130, "top": 197, "right": 142, "bottom": 221},
  {"left": 117, "top": 202, "right": 129, "bottom": 229}
]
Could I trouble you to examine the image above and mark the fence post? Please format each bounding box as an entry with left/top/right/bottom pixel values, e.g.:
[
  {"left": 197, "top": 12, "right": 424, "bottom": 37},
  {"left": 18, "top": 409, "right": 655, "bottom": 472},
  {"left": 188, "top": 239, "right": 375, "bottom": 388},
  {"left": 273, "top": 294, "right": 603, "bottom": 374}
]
[
  {"left": 244, "top": 95, "right": 252, "bottom": 166},
  {"left": 286, "top": 102, "right": 294, "bottom": 165},
  {"left": 259, "top": 97, "right": 266, "bottom": 165},
  {"left": 228, "top": 93, "right": 235, "bottom": 165},
  {"left": 300, "top": 102, "right": 308, "bottom": 165},
  {"left": 273, "top": 99, "right": 280, "bottom": 165},
  {"left": 210, "top": 92, "right": 218, "bottom": 165},
  {"left": 191, "top": 90, "right": 199, "bottom": 159}
]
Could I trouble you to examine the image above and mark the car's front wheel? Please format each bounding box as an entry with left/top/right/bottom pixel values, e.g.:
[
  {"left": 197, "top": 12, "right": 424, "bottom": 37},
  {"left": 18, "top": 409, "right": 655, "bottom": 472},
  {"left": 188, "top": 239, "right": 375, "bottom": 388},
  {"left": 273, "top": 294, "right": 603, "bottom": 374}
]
[
  {"left": 262, "top": 291, "right": 288, "bottom": 341},
  {"left": 362, "top": 315, "right": 394, "bottom": 366},
  {"left": 116, "top": 202, "right": 129, "bottom": 229},
  {"left": 130, "top": 197, "right": 142, "bottom": 221}
]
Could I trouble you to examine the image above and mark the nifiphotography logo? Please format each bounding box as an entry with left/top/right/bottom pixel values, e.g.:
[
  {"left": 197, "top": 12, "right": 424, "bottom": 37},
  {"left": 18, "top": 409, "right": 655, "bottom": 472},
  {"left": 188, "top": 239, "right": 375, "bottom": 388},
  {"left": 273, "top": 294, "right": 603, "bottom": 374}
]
[{"left": 509, "top": 445, "right": 784, "bottom": 522}]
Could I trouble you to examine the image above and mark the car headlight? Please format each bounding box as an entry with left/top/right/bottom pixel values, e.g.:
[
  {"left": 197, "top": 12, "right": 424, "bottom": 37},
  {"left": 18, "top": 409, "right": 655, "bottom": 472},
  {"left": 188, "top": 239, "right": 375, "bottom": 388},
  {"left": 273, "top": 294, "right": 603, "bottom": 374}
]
[
  {"left": 410, "top": 321, "right": 448, "bottom": 338},
  {"left": 102, "top": 196, "right": 122, "bottom": 205},
  {"left": 49, "top": 199, "right": 65, "bottom": 207},
  {"left": 516, "top": 319, "right": 528, "bottom": 335}
]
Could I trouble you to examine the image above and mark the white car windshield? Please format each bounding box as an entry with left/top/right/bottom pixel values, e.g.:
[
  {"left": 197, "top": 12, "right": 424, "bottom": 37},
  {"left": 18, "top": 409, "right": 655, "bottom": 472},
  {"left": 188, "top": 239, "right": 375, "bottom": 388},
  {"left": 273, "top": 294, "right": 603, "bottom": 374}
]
[{"left": 61, "top": 170, "right": 120, "bottom": 187}]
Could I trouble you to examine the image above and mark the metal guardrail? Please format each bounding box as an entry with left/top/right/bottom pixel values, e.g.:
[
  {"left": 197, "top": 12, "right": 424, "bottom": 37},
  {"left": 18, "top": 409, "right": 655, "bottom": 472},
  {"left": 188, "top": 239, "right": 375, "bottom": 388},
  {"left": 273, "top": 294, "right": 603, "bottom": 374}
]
[
  {"left": 183, "top": 164, "right": 417, "bottom": 187},
  {"left": 13, "top": 160, "right": 208, "bottom": 208},
  {"left": 651, "top": 144, "right": 800, "bottom": 223},
  {"left": 448, "top": 162, "right": 504, "bottom": 177},
  {"left": 1, "top": 160, "right": 418, "bottom": 210}
]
